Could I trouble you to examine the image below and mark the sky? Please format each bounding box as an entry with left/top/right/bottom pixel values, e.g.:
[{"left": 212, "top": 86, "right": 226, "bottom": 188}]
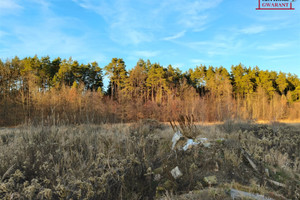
[{"left": 0, "top": 0, "right": 299, "bottom": 78}]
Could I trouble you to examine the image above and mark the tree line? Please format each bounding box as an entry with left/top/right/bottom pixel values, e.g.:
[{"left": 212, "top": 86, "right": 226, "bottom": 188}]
[{"left": 0, "top": 55, "right": 300, "bottom": 125}]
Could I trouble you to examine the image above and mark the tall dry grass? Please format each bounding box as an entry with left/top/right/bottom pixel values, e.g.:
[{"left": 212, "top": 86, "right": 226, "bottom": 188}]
[{"left": 0, "top": 121, "right": 299, "bottom": 199}]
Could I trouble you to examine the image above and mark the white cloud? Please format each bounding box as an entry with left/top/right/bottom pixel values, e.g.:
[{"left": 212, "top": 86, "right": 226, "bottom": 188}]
[
  {"left": 0, "top": 0, "right": 22, "bottom": 15},
  {"left": 174, "top": 0, "right": 223, "bottom": 31},
  {"left": 72, "top": 0, "right": 223, "bottom": 44},
  {"left": 183, "top": 0, "right": 223, "bottom": 12},
  {"left": 29, "top": 0, "right": 51, "bottom": 9},
  {"left": 177, "top": 33, "right": 243, "bottom": 57},
  {"left": 178, "top": 14, "right": 208, "bottom": 30},
  {"left": 0, "top": 0, "right": 21, "bottom": 9},
  {"left": 260, "top": 54, "right": 294, "bottom": 60},
  {"left": 0, "top": 0, "right": 112, "bottom": 64},
  {"left": 110, "top": 28, "right": 153, "bottom": 45},
  {"left": 0, "top": 30, "right": 7, "bottom": 38},
  {"left": 258, "top": 42, "right": 292, "bottom": 51},
  {"left": 240, "top": 25, "right": 266, "bottom": 34},
  {"left": 73, "top": 0, "right": 157, "bottom": 45},
  {"left": 172, "top": 63, "right": 185, "bottom": 69},
  {"left": 134, "top": 50, "right": 159, "bottom": 58},
  {"left": 190, "top": 59, "right": 209, "bottom": 64},
  {"left": 10, "top": 24, "right": 86, "bottom": 56},
  {"left": 163, "top": 31, "right": 186, "bottom": 41},
  {"left": 1, "top": 7, "right": 97, "bottom": 61}
]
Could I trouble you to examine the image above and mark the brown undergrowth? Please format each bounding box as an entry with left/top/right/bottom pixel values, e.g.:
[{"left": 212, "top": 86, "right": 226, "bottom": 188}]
[{"left": 0, "top": 120, "right": 299, "bottom": 199}]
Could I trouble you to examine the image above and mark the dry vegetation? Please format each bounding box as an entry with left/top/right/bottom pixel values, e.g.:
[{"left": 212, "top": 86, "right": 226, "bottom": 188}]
[
  {"left": 0, "top": 120, "right": 299, "bottom": 199},
  {"left": 1, "top": 56, "right": 300, "bottom": 126}
]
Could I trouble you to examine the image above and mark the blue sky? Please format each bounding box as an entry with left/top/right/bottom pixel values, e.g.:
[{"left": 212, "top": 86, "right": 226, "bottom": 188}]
[{"left": 0, "top": 0, "right": 299, "bottom": 77}]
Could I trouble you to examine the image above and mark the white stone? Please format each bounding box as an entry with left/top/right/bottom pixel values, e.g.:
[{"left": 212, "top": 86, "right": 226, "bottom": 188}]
[{"left": 170, "top": 166, "right": 183, "bottom": 179}]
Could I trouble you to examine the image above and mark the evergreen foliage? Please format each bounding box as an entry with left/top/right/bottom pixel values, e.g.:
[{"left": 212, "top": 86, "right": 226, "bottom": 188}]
[{"left": 0, "top": 56, "right": 300, "bottom": 125}]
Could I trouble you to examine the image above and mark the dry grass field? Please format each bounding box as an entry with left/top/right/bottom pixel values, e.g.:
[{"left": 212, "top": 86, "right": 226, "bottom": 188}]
[{"left": 0, "top": 120, "right": 299, "bottom": 199}]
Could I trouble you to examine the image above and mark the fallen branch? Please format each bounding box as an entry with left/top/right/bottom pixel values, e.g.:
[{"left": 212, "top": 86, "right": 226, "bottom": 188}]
[
  {"left": 241, "top": 148, "right": 258, "bottom": 172},
  {"left": 240, "top": 148, "right": 287, "bottom": 189},
  {"left": 267, "top": 179, "right": 286, "bottom": 188},
  {"left": 1, "top": 164, "right": 16, "bottom": 181}
]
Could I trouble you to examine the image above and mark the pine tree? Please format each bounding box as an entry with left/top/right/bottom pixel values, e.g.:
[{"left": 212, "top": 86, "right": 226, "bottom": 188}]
[
  {"left": 190, "top": 65, "right": 206, "bottom": 95},
  {"left": 276, "top": 72, "right": 288, "bottom": 95},
  {"left": 104, "top": 58, "right": 128, "bottom": 100},
  {"left": 124, "top": 59, "right": 148, "bottom": 101}
]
